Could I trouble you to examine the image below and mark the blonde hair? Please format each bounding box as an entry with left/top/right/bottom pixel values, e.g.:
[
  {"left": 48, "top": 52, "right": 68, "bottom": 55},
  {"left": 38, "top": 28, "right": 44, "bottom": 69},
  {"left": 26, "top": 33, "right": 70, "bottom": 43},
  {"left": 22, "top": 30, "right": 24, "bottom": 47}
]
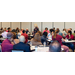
[{"left": 34, "top": 24, "right": 37, "bottom": 27}]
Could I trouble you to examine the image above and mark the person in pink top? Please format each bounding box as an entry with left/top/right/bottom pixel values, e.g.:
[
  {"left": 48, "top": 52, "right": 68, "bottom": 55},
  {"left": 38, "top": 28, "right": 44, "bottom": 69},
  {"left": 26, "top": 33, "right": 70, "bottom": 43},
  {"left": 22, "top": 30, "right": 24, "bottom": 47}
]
[
  {"left": 43, "top": 27, "right": 49, "bottom": 33},
  {"left": 52, "top": 30, "right": 69, "bottom": 52}
]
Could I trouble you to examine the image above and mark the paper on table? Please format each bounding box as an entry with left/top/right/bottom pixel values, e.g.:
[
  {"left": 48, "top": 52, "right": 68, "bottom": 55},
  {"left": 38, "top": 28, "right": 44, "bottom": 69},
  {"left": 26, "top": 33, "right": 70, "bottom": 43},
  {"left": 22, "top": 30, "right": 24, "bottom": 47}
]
[
  {"left": 31, "top": 46, "right": 35, "bottom": 50},
  {"left": 37, "top": 47, "right": 49, "bottom": 52}
]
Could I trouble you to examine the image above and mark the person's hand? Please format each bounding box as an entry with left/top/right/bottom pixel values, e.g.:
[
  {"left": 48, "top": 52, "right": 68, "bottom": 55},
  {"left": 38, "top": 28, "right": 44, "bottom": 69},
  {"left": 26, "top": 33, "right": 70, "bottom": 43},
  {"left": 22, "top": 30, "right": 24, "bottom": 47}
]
[{"left": 62, "top": 38, "right": 65, "bottom": 42}]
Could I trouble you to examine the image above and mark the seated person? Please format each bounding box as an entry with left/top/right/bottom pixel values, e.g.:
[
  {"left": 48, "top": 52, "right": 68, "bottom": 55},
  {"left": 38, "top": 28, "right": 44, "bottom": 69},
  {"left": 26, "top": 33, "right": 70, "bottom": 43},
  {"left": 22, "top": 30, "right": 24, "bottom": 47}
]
[
  {"left": 66, "top": 31, "right": 74, "bottom": 40},
  {"left": 52, "top": 30, "right": 69, "bottom": 52},
  {"left": 26, "top": 28, "right": 29, "bottom": 34},
  {"left": 72, "top": 30, "right": 75, "bottom": 39},
  {"left": 0, "top": 27, "right": 3, "bottom": 30},
  {"left": 63, "top": 31, "right": 74, "bottom": 52},
  {"left": 48, "top": 29, "right": 54, "bottom": 41},
  {"left": 47, "top": 29, "right": 55, "bottom": 45},
  {"left": 1, "top": 32, "right": 15, "bottom": 52},
  {"left": 1, "top": 28, "right": 8, "bottom": 38},
  {"left": 31, "top": 32, "right": 42, "bottom": 46},
  {"left": 21, "top": 30, "right": 28, "bottom": 43},
  {"left": 16, "top": 30, "right": 21, "bottom": 39},
  {"left": 13, "top": 36, "right": 31, "bottom": 52},
  {"left": 43, "top": 27, "right": 49, "bottom": 33},
  {"left": 41, "top": 32, "right": 48, "bottom": 45},
  {"left": 53, "top": 27, "right": 55, "bottom": 31},
  {"left": 49, "top": 41, "right": 61, "bottom": 52},
  {"left": 11, "top": 32, "right": 19, "bottom": 45},
  {"left": 16, "top": 27, "right": 19, "bottom": 33},
  {"left": 62, "top": 29, "right": 67, "bottom": 38},
  {"left": 8, "top": 27, "right": 12, "bottom": 32},
  {"left": 20, "top": 28, "right": 24, "bottom": 34},
  {"left": 12, "top": 29, "right": 16, "bottom": 33},
  {"left": 37, "top": 31, "right": 42, "bottom": 36},
  {"left": 56, "top": 28, "right": 63, "bottom": 36}
]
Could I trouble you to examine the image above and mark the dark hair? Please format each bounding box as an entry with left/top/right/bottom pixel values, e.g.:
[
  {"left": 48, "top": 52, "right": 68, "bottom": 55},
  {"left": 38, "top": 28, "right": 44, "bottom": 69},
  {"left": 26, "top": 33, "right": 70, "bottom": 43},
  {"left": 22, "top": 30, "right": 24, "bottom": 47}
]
[
  {"left": 43, "top": 32, "right": 48, "bottom": 37},
  {"left": 45, "top": 27, "right": 48, "bottom": 30},
  {"left": 8, "top": 27, "right": 11, "bottom": 32},
  {"left": 12, "top": 29, "right": 16, "bottom": 32},
  {"left": 68, "top": 31, "right": 72, "bottom": 35},
  {"left": 12, "top": 32, "right": 16, "bottom": 39},
  {"left": 8, "top": 27, "right": 11, "bottom": 30},
  {"left": 1, "top": 27, "right": 3, "bottom": 30},
  {"left": 50, "top": 29, "right": 54, "bottom": 33},
  {"left": 22, "top": 30, "right": 26, "bottom": 33},
  {"left": 49, "top": 41, "right": 61, "bottom": 52},
  {"left": 74, "top": 30, "right": 75, "bottom": 33}
]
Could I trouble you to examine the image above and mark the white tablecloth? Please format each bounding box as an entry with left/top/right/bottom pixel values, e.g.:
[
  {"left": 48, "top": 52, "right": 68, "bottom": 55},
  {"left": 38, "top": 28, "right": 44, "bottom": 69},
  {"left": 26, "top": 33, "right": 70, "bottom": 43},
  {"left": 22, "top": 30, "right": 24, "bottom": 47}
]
[
  {"left": 64, "top": 40, "right": 75, "bottom": 43},
  {"left": 31, "top": 46, "right": 49, "bottom": 52},
  {"left": 0, "top": 38, "right": 6, "bottom": 40}
]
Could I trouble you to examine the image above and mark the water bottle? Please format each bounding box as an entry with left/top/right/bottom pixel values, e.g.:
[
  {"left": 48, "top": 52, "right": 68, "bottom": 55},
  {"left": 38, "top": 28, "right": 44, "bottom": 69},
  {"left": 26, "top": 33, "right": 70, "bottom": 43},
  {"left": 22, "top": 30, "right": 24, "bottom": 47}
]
[
  {"left": 35, "top": 46, "right": 37, "bottom": 52},
  {"left": 44, "top": 42, "right": 46, "bottom": 47}
]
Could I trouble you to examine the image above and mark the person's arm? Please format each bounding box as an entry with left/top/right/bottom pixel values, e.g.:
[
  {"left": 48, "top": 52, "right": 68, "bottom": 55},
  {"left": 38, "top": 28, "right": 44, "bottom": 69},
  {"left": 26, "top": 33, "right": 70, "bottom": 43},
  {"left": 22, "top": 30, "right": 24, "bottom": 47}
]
[{"left": 70, "top": 35, "right": 74, "bottom": 40}]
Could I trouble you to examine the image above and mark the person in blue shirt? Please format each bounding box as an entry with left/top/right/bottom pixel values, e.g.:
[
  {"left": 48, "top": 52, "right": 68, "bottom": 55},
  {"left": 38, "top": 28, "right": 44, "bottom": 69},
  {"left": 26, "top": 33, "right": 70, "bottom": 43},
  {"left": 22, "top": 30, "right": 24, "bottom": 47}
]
[
  {"left": 56, "top": 28, "right": 63, "bottom": 36},
  {"left": 41, "top": 32, "right": 48, "bottom": 45}
]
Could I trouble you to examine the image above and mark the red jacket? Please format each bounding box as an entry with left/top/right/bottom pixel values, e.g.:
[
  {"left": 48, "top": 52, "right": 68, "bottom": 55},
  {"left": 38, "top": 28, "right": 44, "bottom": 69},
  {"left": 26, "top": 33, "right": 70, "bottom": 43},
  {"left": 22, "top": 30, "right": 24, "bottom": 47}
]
[
  {"left": 66, "top": 34, "right": 75, "bottom": 45},
  {"left": 21, "top": 33, "right": 28, "bottom": 43},
  {"left": 66, "top": 35, "right": 74, "bottom": 40},
  {"left": 52, "top": 34, "right": 63, "bottom": 45}
]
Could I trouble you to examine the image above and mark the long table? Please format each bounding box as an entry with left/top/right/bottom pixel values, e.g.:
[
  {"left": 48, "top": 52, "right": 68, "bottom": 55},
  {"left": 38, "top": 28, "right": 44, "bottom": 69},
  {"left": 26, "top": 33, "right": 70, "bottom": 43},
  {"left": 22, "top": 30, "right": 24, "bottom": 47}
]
[
  {"left": 31, "top": 46, "right": 65, "bottom": 52},
  {"left": 64, "top": 40, "right": 75, "bottom": 43}
]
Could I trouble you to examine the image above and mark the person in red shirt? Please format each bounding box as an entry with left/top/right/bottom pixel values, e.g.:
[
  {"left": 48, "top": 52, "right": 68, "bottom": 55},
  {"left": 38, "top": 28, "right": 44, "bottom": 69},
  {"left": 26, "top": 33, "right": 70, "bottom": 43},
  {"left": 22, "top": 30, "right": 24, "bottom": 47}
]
[
  {"left": 65, "top": 30, "right": 74, "bottom": 52},
  {"left": 66, "top": 31, "right": 74, "bottom": 40},
  {"left": 21, "top": 30, "right": 28, "bottom": 43},
  {"left": 52, "top": 30, "right": 69, "bottom": 52}
]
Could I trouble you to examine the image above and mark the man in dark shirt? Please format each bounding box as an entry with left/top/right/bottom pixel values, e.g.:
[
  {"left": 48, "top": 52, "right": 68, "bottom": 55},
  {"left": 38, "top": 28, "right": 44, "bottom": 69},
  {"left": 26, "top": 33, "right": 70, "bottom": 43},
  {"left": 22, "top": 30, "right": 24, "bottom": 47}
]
[{"left": 13, "top": 35, "right": 30, "bottom": 52}]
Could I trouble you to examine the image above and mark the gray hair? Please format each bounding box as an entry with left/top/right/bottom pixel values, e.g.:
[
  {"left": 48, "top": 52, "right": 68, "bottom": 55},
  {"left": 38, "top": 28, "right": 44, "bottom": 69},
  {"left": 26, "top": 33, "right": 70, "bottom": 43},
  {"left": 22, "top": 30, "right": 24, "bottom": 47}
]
[
  {"left": 19, "top": 35, "right": 25, "bottom": 43},
  {"left": 7, "top": 32, "right": 13, "bottom": 39}
]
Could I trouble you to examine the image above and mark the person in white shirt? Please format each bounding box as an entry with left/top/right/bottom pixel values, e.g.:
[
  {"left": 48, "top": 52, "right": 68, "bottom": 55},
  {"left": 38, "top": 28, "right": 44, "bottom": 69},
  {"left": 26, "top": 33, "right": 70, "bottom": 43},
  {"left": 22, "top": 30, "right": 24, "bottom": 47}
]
[
  {"left": 1, "top": 28, "right": 8, "bottom": 38},
  {"left": 47, "top": 29, "right": 55, "bottom": 45},
  {"left": 48, "top": 29, "right": 54, "bottom": 41}
]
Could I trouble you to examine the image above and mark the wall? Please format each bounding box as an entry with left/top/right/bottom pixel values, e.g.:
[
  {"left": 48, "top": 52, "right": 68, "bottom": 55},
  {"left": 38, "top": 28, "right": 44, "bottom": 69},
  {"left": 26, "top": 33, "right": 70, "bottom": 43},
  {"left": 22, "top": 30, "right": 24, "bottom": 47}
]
[{"left": 0, "top": 22, "right": 75, "bottom": 32}]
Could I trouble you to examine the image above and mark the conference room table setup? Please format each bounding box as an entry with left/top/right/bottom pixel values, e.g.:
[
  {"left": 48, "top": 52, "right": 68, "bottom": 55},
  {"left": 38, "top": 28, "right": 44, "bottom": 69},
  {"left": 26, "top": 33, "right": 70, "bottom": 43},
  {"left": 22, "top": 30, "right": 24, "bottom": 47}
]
[
  {"left": 62, "top": 39, "right": 75, "bottom": 43},
  {"left": 28, "top": 34, "right": 34, "bottom": 40},
  {"left": 30, "top": 45, "right": 66, "bottom": 52}
]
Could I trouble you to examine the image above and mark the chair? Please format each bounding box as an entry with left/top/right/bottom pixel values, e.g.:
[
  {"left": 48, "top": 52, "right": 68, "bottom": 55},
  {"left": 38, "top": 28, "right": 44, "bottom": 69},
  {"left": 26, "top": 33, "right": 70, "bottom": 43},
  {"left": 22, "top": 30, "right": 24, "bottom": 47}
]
[{"left": 11, "top": 50, "right": 25, "bottom": 52}]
